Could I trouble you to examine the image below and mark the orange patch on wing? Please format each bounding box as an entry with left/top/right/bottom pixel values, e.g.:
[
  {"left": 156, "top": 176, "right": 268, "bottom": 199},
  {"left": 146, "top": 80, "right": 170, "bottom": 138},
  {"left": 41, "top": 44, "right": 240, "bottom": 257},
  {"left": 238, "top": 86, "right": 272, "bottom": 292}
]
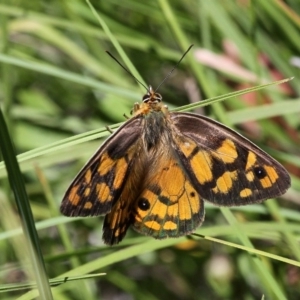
[
  {"left": 84, "top": 201, "right": 93, "bottom": 209},
  {"left": 98, "top": 152, "right": 114, "bottom": 176},
  {"left": 245, "top": 151, "right": 256, "bottom": 170},
  {"left": 213, "top": 139, "right": 238, "bottom": 163},
  {"left": 212, "top": 186, "right": 218, "bottom": 194},
  {"left": 68, "top": 185, "right": 81, "bottom": 205},
  {"left": 178, "top": 197, "right": 192, "bottom": 221},
  {"left": 160, "top": 162, "right": 185, "bottom": 203},
  {"left": 83, "top": 187, "right": 91, "bottom": 197},
  {"left": 265, "top": 166, "right": 279, "bottom": 182},
  {"left": 213, "top": 171, "right": 238, "bottom": 194},
  {"left": 135, "top": 214, "right": 142, "bottom": 222},
  {"left": 246, "top": 171, "right": 255, "bottom": 182},
  {"left": 113, "top": 157, "right": 128, "bottom": 190},
  {"left": 163, "top": 221, "right": 177, "bottom": 231},
  {"left": 152, "top": 201, "right": 167, "bottom": 220},
  {"left": 84, "top": 169, "right": 92, "bottom": 183},
  {"left": 145, "top": 220, "right": 161, "bottom": 231},
  {"left": 167, "top": 201, "right": 179, "bottom": 218},
  {"left": 260, "top": 166, "right": 278, "bottom": 188},
  {"left": 184, "top": 181, "right": 200, "bottom": 214},
  {"left": 106, "top": 197, "right": 128, "bottom": 230},
  {"left": 240, "top": 188, "right": 252, "bottom": 198},
  {"left": 96, "top": 183, "right": 111, "bottom": 202},
  {"left": 190, "top": 150, "right": 213, "bottom": 184},
  {"left": 112, "top": 227, "right": 121, "bottom": 237},
  {"left": 180, "top": 139, "right": 198, "bottom": 158},
  {"left": 115, "top": 225, "right": 127, "bottom": 238}
]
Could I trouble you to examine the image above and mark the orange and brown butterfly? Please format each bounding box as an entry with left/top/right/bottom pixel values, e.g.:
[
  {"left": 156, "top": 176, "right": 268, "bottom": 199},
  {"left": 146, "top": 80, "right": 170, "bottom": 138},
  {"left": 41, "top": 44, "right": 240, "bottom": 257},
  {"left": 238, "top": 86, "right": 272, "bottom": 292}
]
[{"left": 60, "top": 50, "right": 290, "bottom": 246}]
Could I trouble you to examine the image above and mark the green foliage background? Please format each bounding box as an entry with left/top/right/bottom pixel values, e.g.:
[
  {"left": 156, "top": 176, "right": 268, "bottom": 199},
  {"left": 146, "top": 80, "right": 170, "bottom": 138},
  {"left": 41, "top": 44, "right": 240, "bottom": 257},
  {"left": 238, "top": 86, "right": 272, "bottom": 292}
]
[{"left": 0, "top": 1, "right": 300, "bottom": 299}]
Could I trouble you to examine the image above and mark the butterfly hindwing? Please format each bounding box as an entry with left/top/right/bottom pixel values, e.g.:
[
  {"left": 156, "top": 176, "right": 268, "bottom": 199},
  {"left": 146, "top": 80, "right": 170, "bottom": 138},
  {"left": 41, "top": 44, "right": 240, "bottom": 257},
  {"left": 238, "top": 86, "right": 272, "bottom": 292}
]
[
  {"left": 102, "top": 183, "right": 134, "bottom": 245},
  {"left": 132, "top": 149, "right": 205, "bottom": 239},
  {"left": 60, "top": 118, "right": 142, "bottom": 217},
  {"left": 171, "top": 113, "right": 290, "bottom": 206}
]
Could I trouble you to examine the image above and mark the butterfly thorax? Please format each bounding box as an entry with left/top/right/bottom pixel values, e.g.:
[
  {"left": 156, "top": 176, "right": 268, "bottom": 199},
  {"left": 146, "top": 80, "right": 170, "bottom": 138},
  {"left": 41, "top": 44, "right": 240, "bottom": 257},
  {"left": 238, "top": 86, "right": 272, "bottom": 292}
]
[{"left": 131, "top": 86, "right": 172, "bottom": 152}]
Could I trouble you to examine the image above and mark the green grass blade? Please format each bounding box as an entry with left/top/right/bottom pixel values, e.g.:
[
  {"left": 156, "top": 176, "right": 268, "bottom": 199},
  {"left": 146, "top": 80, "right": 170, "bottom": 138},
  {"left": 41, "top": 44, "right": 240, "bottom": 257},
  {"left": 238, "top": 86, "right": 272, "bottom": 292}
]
[{"left": 0, "top": 108, "right": 53, "bottom": 299}]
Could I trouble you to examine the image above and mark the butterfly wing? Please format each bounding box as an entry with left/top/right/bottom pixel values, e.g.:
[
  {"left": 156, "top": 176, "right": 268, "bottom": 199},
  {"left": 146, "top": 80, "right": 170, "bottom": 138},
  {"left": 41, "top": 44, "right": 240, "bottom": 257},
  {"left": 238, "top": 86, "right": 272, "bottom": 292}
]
[
  {"left": 60, "top": 117, "right": 143, "bottom": 217},
  {"left": 130, "top": 145, "right": 205, "bottom": 240},
  {"left": 170, "top": 113, "right": 290, "bottom": 206}
]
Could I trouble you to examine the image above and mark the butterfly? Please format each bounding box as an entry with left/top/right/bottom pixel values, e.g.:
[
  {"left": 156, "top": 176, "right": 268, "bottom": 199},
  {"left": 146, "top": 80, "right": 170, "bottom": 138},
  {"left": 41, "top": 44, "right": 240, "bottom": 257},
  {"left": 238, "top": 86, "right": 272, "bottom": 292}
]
[{"left": 60, "top": 84, "right": 291, "bottom": 245}]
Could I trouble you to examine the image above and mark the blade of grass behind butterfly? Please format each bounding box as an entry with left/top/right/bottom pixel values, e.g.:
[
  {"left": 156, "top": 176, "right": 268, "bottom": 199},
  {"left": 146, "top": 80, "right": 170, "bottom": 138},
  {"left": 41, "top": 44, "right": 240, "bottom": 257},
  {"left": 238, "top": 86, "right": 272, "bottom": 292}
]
[
  {"left": 1, "top": 1, "right": 188, "bottom": 68},
  {"left": 86, "top": 0, "right": 147, "bottom": 91},
  {"left": 157, "top": 0, "right": 211, "bottom": 97},
  {"left": 10, "top": 19, "right": 127, "bottom": 88},
  {"left": 0, "top": 53, "right": 139, "bottom": 100},
  {"left": 48, "top": 221, "right": 300, "bottom": 262},
  {"left": 0, "top": 273, "right": 105, "bottom": 293},
  {"left": 266, "top": 200, "right": 300, "bottom": 261},
  {"left": 220, "top": 207, "right": 288, "bottom": 300},
  {"left": 227, "top": 98, "right": 300, "bottom": 124},
  {"left": 0, "top": 108, "right": 53, "bottom": 299},
  {"left": 171, "top": 77, "right": 293, "bottom": 112},
  {"left": 0, "top": 4, "right": 186, "bottom": 65},
  {"left": 35, "top": 164, "right": 96, "bottom": 300}
]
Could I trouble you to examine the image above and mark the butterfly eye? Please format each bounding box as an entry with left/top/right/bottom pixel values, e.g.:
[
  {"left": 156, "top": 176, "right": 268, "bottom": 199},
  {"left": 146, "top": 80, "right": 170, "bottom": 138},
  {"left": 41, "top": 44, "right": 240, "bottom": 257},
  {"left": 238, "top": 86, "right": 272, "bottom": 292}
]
[
  {"left": 154, "top": 93, "right": 162, "bottom": 102},
  {"left": 137, "top": 198, "right": 150, "bottom": 211},
  {"left": 253, "top": 166, "right": 267, "bottom": 179},
  {"left": 142, "top": 94, "right": 150, "bottom": 102},
  {"left": 142, "top": 92, "right": 162, "bottom": 103}
]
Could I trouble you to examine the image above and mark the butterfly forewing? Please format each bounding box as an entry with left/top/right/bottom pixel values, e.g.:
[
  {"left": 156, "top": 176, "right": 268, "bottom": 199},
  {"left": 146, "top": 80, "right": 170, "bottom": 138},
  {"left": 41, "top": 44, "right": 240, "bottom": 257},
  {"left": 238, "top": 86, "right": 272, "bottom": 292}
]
[
  {"left": 60, "top": 117, "right": 143, "bottom": 217},
  {"left": 171, "top": 113, "right": 290, "bottom": 206}
]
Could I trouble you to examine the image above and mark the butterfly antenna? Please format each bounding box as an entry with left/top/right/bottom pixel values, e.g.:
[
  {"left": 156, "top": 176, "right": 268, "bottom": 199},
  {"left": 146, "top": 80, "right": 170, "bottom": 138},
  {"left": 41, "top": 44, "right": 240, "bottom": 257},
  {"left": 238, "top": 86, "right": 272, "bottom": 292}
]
[
  {"left": 105, "top": 51, "right": 148, "bottom": 91},
  {"left": 155, "top": 44, "right": 194, "bottom": 92}
]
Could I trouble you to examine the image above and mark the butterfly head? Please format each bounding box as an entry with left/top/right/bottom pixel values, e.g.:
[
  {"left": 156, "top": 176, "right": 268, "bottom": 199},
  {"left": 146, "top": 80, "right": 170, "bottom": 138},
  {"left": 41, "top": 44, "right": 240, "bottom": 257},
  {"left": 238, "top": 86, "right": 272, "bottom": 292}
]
[
  {"left": 142, "top": 86, "right": 162, "bottom": 104},
  {"left": 131, "top": 86, "right": 167, "bottom": 117}
]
